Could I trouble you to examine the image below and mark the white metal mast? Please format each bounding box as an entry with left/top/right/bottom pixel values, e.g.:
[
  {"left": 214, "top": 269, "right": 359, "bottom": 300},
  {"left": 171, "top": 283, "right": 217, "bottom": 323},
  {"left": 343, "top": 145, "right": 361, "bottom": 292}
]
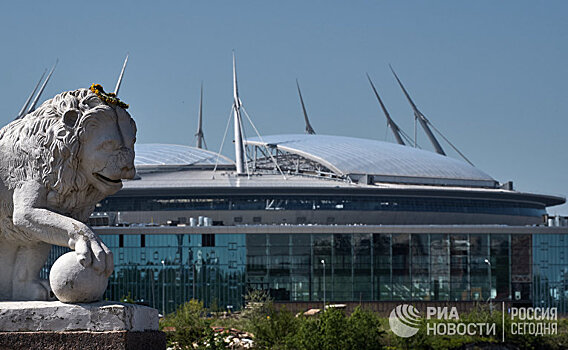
[
  {"left": 232, "top": 53, "right": 246, "bottom": 175},
  {"left": 390, "top": 65, "right": 474, "bottom": 166},
  {"left": 366, "top": 73, "right": 407, "bottom": 145},
  {"left": 16, "top": 69, "right": 46, "bottom": 119},
  {"left": 27, "top": 59, "right": 58, "bottom": 114},
  {"left": 390, "top": 65, "right": 445, "bottom": 155},
  {"left": 296, "top": 80, "right": 316, "bottom": 135},
  {"left": 195, "top": 82, "right": 206, "bottom": 149},
  {"left": 114, "top": 54, "right": 129, "bottom": 95}
]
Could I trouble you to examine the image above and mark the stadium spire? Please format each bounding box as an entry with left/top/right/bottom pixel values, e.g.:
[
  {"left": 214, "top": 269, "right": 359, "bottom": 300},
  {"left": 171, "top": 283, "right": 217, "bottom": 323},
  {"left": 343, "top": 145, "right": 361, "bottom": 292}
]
[
  {"left": 27, "top": 59, "right": 58, "bottom": 115},
  {"left": 114, "top": 54, "right": 129, "bottom": 95},
  {"left": 366, "top": 73, "right": 405, "bottom": 145},
  {"left": 195, "top": 82, "right": 207, "bottom": 149},
  {"left": 390, "top": 65, "right": 446, "bottom": 156},
  {"left": 296, "top": 80, "right": 316, "bottom": 134},
  {"left": 232, "top": 52, "right": 246, "bottom": 174},
  {"left": 16, "top": 69, "right": 46, "bottom": 119}
]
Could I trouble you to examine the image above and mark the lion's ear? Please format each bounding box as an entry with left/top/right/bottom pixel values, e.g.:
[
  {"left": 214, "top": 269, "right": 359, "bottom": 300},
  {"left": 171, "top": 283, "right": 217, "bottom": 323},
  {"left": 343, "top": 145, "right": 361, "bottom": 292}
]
[{"left": 63, "top": 109, "right": 80, "bottom": 127}]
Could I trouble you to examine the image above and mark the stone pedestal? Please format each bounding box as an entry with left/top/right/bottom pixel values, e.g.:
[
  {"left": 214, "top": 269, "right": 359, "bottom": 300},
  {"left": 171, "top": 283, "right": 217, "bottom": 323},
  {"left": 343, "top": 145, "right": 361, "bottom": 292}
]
[{"left": 0, "top": 301, "right": 165, "bottom": 350}]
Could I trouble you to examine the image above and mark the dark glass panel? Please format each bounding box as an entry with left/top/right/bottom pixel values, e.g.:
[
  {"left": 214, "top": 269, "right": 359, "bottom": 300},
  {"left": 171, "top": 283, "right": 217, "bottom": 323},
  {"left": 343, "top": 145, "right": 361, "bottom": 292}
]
[
  {"left": 313, "top": 234, "right": 331, "bottom": 302},
  {"left": 373, "top": 234, "right": 391, "bottom": 300},
  {"left": 96, "top": 195, "right": 546, "bottom": 218},
  {"left": 353, "top": 234, "right": 372, "bottom": 300},
  {"left": 511, "top": 234, "right": 532, "bottom": 301},
  {"left": 491, "top": 234, "right": 510, "bottom": 300},
  {"left": 333, "top": 234, "right": 352, "bottom": 300},
  {"left": 392, "top": 234, "right": 410, "bottom": 300},
  {"left": 411, "top": 234, "right": 430, "bottom": 300},
  {"left": 469, "top": 234, "right": 490, "bottom": 300},
  {"left": 430, "top": 234, "right": 449, "bottom": 301}
]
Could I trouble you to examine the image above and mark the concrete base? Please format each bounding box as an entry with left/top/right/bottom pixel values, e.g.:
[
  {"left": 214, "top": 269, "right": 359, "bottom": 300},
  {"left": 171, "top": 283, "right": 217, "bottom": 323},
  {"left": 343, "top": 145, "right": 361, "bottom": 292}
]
[
  {"left": 0, "top": 301, "right": 158, "bottom": 332},
  {"left": 0, "top": 301, "right": 165, "bottom": 350},
  {"left": 0, "top": 330, "right": 166, "bottom": 350}
]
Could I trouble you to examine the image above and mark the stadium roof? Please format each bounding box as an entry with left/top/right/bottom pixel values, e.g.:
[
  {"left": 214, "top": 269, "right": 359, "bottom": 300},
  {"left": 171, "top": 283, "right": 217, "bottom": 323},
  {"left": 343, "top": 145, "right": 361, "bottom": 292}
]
[
  {"left": 121, "top": 140, "right": 563, "bottom": 207},
  {"left": 245, "top": 134, "right": 497, "bottom": 187},
  {"left": 119, "top": 168, "right": 564, "bottom": 208},
  {"left": 135, "top": 144, "right": 234, "bottom": 168}
]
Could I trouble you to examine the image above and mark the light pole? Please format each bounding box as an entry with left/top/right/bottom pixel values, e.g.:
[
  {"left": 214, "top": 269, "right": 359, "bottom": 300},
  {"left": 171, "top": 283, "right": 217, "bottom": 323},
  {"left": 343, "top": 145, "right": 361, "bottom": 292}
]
[
  {"left": 484, "top": 258, "right": 492, "bottom": 313},
  {"left": 161, "top": 260, "right": 166, "bottom": 315},
  {"left": 321, "top": 259, "right": 326, "bottom": 309}
]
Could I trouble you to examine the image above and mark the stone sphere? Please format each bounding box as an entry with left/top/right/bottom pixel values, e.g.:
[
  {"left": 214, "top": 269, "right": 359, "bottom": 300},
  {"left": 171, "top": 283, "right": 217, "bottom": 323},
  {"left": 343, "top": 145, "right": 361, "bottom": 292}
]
[{"left": 49, "top": 252, "right": 108, "bottom": 303}]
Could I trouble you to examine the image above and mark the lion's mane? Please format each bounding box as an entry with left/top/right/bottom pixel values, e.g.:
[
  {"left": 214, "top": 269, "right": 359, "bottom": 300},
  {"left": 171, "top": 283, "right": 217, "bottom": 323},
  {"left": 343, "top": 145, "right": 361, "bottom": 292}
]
[{"left": 0, "top": 89, "right": 131, "bottom": 240}]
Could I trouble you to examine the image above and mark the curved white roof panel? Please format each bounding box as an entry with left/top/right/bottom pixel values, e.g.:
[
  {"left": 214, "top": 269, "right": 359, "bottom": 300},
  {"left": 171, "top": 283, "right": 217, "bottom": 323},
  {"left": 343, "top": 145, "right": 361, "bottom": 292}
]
[
  {"left": 246, "top": 134, "right": 497, "bottom": 187},
  {"left": 135, "top": 144, "right": 234, "bottom": 167}
]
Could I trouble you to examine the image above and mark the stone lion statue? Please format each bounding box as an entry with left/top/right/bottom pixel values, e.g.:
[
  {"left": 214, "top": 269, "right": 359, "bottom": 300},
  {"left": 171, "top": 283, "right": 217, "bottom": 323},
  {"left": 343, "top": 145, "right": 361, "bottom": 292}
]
[{"left": 0, "top": 87, "right": 136, "bottom": 300}]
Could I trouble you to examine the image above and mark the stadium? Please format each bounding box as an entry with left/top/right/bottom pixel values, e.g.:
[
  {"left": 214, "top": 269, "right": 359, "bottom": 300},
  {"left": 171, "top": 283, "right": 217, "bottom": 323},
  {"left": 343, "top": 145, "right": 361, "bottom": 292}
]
[
  {"left": 48, "top": 131, "right": 563, "bottom": 315},
  {"left": 41, "top": 67, "right": 568, "bottom": 315}
]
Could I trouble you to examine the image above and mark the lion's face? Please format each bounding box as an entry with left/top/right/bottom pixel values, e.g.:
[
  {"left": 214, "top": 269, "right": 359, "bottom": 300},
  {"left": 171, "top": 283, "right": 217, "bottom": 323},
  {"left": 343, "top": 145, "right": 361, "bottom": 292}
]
[{"left": 77, "top": 106, "right": 136, "bottom": 196}]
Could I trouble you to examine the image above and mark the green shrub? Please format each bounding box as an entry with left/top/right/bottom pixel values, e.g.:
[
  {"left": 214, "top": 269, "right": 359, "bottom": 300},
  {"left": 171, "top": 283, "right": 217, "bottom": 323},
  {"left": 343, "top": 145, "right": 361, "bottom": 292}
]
[
  {"left": 161, "top": 300, "right": 567, "bottom": 350},
  {"left": 250, "top": 305, "right": 299, "bottom": 349},
  {"left": 160, "top": 299, "right": 218, "bottom": 349},
  {"left": 241, "top": 289, "right": 273, "bottom": 321},
  {"left": 346, "top": 307, "right": 386, "bottom": 350},
  {"left": 289, "top": 307, "right": 386, "bottom": 350}
]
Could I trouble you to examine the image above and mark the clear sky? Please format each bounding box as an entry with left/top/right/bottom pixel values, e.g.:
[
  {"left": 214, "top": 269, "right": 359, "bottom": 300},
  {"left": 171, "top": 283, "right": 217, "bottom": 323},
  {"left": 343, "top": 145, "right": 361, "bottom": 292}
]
[{"left": 0, "top": 1, "right": 566, "bottom": 215}]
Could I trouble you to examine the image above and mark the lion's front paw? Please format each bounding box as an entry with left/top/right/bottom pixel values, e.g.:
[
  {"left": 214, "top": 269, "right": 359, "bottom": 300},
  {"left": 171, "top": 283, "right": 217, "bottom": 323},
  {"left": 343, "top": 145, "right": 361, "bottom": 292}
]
[{"left": 73, "top": 235, "right": 114, "bottom": 278}]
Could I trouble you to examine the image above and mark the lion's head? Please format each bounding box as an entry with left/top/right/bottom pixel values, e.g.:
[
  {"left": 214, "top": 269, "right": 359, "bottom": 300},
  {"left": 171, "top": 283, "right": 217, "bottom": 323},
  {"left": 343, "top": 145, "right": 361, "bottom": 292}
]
[{"left": 0, "top": 88, "right": 137, "bottom": 220}]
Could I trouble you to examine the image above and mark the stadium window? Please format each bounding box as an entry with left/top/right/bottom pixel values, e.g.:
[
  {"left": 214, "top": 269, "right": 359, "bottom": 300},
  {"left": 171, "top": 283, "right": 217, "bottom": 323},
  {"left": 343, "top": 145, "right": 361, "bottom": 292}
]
[
  {"left": 202, "top": 234, "right": 215, "bottom": 247},
  {"left": 253, "top": 216, "right": 262, "bottom": 223},
  {"left": 119, "top": 234, "right": 124, "bottom": 248},
  {"left": 234, "top": 216, "right": 243, "bottom": 223},
  {"left": 141, "top": 234, "right": 145, "bottom": 248}
]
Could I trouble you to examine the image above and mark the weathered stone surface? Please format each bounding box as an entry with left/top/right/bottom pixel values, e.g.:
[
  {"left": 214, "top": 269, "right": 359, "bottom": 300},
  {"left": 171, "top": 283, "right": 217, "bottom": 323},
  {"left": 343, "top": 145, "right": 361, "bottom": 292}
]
[
  {"left": 0, "top": 330, "right": 166, "bottom": 350},
  {"left": 0, "top": 87, "right": 136, "bottom": 302},
  {"left": 0, "top": 301, "right": 158, "bottom": 332},
  {"left": 49, "top": 252, "right": 108, "bottom": 303}
]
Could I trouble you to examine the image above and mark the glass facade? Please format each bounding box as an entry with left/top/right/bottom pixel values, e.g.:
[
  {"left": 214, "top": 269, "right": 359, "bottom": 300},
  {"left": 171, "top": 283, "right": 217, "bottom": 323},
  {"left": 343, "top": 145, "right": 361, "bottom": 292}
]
[
  {"left": 533, "top": 234, "right": 568, "bottom": 313},
  {"left": 42, "top": 231, "right": 567, "bottom": 315},
  {"left": 95, "top": 195, "right": 545, "bottom": 217},
  {"left": 101, "top": 234, "right": 246, "bottom": 313}
]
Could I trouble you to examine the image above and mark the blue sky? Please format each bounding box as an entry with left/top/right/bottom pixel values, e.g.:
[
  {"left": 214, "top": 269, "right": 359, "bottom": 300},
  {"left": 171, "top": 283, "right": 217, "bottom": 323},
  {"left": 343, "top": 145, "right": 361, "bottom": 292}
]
[{"left": 1, "top": 1, "right": 566, "bottom": 214}]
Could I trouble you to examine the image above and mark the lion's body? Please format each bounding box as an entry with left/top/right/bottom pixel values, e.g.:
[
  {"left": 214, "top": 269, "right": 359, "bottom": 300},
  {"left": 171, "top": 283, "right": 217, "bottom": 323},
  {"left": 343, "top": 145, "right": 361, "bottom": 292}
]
[{"left": 0, "top": 88, "right": 136, "bottom": 300}]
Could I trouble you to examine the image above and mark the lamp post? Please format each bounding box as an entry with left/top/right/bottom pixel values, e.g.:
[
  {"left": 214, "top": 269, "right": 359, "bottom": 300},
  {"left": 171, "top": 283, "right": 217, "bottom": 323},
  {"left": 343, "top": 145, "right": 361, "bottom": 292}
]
[
  {"left": 321, "top": 259, "right": 326, "bottom": 309},
  {"left": 161, "top": 260, "right": 166, "bottom": 315},
  {"left": 484, "top": 258, "right": 492, "bottom": 313}
]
